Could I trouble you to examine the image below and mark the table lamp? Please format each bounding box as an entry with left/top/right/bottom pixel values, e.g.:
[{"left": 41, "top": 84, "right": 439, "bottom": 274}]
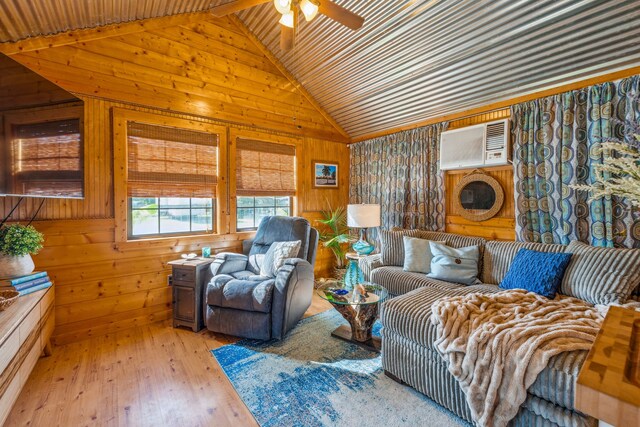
[{"left": 347, "top": 204, "right": 381, "bottom": 255}]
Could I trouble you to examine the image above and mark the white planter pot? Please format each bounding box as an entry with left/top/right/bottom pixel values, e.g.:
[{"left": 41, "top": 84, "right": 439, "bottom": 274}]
[{"left": 0, "top": 254, "right": 35, "bottom": 279}]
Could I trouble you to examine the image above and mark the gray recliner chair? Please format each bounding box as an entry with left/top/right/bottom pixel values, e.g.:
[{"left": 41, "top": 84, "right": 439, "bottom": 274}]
[{"left": 204, "top": 216, "right": 318, "bottom": 340}]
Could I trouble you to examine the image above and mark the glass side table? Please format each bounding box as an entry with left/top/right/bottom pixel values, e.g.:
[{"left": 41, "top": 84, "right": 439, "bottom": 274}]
[{"left": 317, "top": 281, "right": 388, "bottom": 352}]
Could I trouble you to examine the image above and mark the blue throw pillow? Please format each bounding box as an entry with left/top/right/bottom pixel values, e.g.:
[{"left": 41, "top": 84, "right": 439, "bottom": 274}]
[{"left": 499, "top": 248, "right": 573, "bottom": 298}]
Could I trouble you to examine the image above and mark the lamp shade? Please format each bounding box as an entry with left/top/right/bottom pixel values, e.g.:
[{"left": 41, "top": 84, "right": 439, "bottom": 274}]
[
  {"left": 347, "top": 204, "right": 381, "bottom": 228},
  {"left": 300, "top": 0, "right": 319, "bottom": 21},
  {"left": 279, "top": 10, "right": 295, "bottom": 28},
  {"left": 273, "top": 0, "right": 291, "bottom": 14}
]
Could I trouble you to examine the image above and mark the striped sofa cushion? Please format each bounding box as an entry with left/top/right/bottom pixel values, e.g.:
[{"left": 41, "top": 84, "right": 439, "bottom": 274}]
[
  {"left": 370, "top": 266, "right": 462, "bottom": 296},
  {"left": 415, "top": 231, "right": 486, "bottom": 250},
  {"left": 380, "top": 229, "right": 486, "bottom": 267},
  {"left": 358, "top": 254, "right": 383, "bottom": 282},
  {"left": 481, "top": 241, "right": 567, "bottom": 285},
  {"left": 379, "top": 229, "right": 420, "bottom": 266},
  {"left": 382, "top": 284, "right": 500, "bottom": 349},
  {"left": 382, "top": 285, "right": 590, "bottom": 413},
  {"left": 527, "top": 350, "right": 588, "bottom": 411},
  {"left": 383, "top": 332, "right": 593, "bottom": 425},
  {"left": 561, "top": 241, "right": 640, "bottom": 305}
]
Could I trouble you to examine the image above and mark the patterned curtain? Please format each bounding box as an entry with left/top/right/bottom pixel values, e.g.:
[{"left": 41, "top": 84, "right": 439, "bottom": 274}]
[
  {"left": 349, "top": 123, "right": 447, "bottom": 232},
  {"left": 512, "top": 76, "right": 640, "bottom": 248}
]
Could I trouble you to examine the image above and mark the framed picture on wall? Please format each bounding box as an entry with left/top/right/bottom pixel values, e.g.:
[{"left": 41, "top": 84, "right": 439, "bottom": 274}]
[{"left": 313, "top": 161, "right": 338, "bottom": 188}]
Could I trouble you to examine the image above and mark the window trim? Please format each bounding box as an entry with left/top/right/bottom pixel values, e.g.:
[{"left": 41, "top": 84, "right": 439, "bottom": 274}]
[
  {"left": 112, "top": 108, "right": 228, "bottom": 243},
  {"left": 236, "top": 196, "right": 292, "bottom": 231}
]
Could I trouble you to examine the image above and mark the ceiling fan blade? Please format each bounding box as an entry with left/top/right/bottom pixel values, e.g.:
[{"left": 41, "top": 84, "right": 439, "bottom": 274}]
[
  {"left": 280, "top": 24, "right": 294, "bottom": 51},
  {"left": 318, "top": 0, "right": 364, "bottom": 30},
  {"left": 210, "top": 0, "right": 271, "bottom": 17}
]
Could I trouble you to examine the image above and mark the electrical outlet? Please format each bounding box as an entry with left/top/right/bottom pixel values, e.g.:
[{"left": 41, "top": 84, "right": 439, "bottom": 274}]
[{"left": 167, "top": 275, "right": 173, "bottom": 286}]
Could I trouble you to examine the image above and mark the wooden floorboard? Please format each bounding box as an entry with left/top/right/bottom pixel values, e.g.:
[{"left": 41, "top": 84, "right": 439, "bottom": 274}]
[{"left": 6, "top": 294, "right": 333, "bottom": 426}]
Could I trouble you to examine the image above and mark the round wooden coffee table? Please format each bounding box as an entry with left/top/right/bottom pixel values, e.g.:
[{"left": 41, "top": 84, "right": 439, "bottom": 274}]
[{"left": 316, "top": 281, "right": 388, "bottom": 352}]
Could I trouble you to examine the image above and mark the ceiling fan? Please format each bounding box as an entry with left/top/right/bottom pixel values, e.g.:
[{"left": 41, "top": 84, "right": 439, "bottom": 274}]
[{"left": 211, "top": 0, "right": 365, "bottom": 51}]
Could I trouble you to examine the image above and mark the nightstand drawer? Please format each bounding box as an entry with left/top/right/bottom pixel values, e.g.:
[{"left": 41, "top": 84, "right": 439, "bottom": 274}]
[{"left": 172, "top": 268, "right": 195, "bottom": 283}]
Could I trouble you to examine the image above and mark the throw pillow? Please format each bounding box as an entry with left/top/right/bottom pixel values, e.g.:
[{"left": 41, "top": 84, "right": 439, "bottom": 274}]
[
  {"left": 260, "top": 240, "right": 302, "bottom": 277},
  {"left": 499, "top": 248, "right": 573, "bottom": 298},
  {"left": 427, "top": 242, "right": 480, "bottom": 285},
  {"left": 403, "top": 236, "right": 446, "bottom": 274},
  {"left": 560, "top": 241, "right": 640, "bottom": 305},
  {"left": 481, "top": 241, "right": 567, "bottom": 285},
  {"left": 380, "top": 229, "right": 420, "bottom": 266}
]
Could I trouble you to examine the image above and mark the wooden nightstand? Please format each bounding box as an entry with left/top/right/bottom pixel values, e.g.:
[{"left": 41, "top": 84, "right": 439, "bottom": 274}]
[{"left": 168, "top": 258, "right": 214, "bottom": 332}]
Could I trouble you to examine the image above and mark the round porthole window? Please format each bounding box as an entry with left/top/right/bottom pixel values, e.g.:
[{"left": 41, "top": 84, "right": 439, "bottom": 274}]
[{"left": 453, "top": 171, "right": 504, "bottom": 222}]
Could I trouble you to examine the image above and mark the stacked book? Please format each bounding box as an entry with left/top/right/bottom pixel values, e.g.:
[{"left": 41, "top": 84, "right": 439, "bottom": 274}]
[{"left": 0, "top": 271, "right": 52, "bottom": 296}]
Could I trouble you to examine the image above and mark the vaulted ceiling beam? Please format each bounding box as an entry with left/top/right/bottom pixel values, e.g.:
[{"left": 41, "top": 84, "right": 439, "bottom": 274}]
[
  {"left": 0, "top": 11, "right": 213, "bottom": 56},
  {"left": 229, "top": 15, "right": 350, "bottom": 141}
]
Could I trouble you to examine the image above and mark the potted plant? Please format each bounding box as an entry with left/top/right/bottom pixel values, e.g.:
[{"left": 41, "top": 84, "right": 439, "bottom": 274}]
[
  {"left": 316, "top": 205, "right": 354, "bottom": 281},
  {"left": 0, "top": 224, "right": 44, "bottom": 279}
]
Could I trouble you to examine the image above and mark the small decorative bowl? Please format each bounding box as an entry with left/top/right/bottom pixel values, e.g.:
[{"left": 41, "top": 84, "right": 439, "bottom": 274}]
[{"left": 0, "top": 289, "right": 20, "bottom": 311}]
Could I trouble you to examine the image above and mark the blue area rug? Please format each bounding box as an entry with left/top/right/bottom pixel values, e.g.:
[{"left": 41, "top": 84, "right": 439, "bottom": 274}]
[{"left": 211, "top": 310, "right": 468, "bottom": 427}]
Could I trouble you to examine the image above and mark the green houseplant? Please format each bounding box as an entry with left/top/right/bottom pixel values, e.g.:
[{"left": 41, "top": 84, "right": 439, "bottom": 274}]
[
  {"left": 316, "top": 205, "right": 354, "bottom": 280},
  {"left": 0, "top": 224, "right": 44, "bottom": 279}
]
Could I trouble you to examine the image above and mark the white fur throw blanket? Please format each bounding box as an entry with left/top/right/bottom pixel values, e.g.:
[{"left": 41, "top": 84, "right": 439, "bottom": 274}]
[{"left": 431, "top": 289, "right": 602, "bottom": 427}]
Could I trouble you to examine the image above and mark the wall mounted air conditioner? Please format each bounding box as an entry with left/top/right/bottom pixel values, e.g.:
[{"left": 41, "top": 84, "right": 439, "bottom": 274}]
[{"left": 439, "top": 119, "right": 510, "bottom": 170}]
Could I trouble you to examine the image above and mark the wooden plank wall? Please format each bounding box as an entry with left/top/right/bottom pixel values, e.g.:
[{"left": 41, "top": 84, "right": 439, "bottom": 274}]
[
  {"left": 8, "top": 16, "right": 346, "bottom": 143},
  {"left": 444, "top": 109, "right": 515, "bottom": 240},
  {"left": 0, "top": 55, "right": 76, "bottom": 110},
  {"left": 0, "top": 15, "right": 349, "bottom": 345}
]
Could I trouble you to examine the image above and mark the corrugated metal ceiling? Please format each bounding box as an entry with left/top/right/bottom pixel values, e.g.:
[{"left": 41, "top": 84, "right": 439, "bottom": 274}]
[
  {"left": 238, "top": 0, "right": 640, "bottom": 138},
  {"left": 0, "top": 0, "right": 214, "bottom": 41},
  {"left": 1, "top": 0, "right": 640, "bottom": 139}
]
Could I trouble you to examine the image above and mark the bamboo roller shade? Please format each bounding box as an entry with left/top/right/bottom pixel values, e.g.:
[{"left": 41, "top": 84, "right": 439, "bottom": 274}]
[
  {"left": 13, "top": 119, "right": 82, "bottom": 172},
  {"left": 236, "top": 138, "right": 296, "bottom": 197},
  {"left": 10, "top": 118, "right": 83, "bottom": 197},
  {"left": 127, "top": 122, "right": 218, "bottom": 198}
]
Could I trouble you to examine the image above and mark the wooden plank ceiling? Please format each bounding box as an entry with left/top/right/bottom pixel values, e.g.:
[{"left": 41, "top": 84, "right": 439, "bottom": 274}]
[{"left": 2, "top": 0, "right": 640, "bottom": 140}]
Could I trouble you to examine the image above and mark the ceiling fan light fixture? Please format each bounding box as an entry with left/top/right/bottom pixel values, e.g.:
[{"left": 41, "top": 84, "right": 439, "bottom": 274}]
[
  {"left": 274, "top": 0, "right": 292, "bottom": 14},
  {"left": 279, "top": 10, "right": 295, "bottom": 28},
  {"left": 300, "top": 0, "right": 319, "bottom": 21}
]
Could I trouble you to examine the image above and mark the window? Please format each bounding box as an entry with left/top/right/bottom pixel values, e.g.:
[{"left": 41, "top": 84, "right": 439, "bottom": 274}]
[
  {"left": 237, "top": 196, "right": 291, "bottom": 230},
  {"left": 235, "top": 138, "right": 296, "bottom": 230},
  {"left": 126, "top": 121, "right": 218, "bottom": 239},
  {"left": 130, "top": 197, "right": 214, "bottom": 237}
]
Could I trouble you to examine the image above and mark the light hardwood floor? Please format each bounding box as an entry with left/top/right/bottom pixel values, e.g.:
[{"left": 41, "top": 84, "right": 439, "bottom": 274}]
[{"left": 6, "top": 295, "right": 332, "bottom": 426}]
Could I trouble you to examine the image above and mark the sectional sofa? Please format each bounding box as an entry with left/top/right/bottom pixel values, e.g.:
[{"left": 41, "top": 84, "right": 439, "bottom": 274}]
[{"left": 360, "top": 229, "right": 640, "bottom": 427}]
